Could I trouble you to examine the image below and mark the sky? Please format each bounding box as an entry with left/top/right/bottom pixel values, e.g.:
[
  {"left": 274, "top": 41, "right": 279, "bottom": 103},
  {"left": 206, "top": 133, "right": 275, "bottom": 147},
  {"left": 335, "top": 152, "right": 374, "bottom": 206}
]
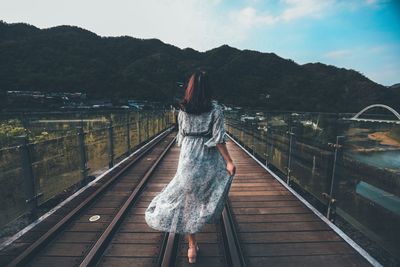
[{"left": 1, "top": 0, "right": 399, "bottom": 86}]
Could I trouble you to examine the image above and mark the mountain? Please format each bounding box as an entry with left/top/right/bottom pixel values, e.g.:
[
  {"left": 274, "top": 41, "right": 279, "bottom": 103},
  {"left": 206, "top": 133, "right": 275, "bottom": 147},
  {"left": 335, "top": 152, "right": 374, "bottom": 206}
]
[
  {"left": 0, "top": 21, "right": 398, "bottom": 113},
  {"left": 389, "top": 83, "right": 400, "bottom": 90}
]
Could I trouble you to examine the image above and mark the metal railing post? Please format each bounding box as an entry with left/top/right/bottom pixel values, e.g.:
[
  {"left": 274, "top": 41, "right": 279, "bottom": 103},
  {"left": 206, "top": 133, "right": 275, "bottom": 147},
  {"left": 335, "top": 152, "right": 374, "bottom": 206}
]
[
  {"left": 108, "top": 122, "right": 114, "bottom": 168},
  {"left": 77, "top": 127, "right": 89, "bottom": 186},
  {"left": 158, "top": 112, "right": 160, "bottom": 133},
  {"left": 324, "top": 135, "right": 345, "bottom": 222},
  {"left": 270, "top": 127, "right": 275, "bottom": 167},
  {"left": 146, "top": 112, "right": 150, "bottom": 140},
  {"left": 126, "top": 112, "right": 131, "bottom": 155},
  {"left": 264, "top": 126, "right": 271, "bottom": 166},
  {"left": 18, "top": 135, "right": 39, "bottom": 217},
  {"left": 137, "top": 112, "right": 141, "bottom": 145},
  {"left": 21, "top": 112, "right": 30, "bottom": 130},
  {"left": 240, "top": 122, "right": 244, "bottom": 146},
  {"left": 286, "top": 126, "right": 296, "bottom": 185},
  {"left": 252, "top": 126, "right": 256, "bottom": 156},
  {"left": 79, "top": 111, "right": 84, "bottom": 128}
]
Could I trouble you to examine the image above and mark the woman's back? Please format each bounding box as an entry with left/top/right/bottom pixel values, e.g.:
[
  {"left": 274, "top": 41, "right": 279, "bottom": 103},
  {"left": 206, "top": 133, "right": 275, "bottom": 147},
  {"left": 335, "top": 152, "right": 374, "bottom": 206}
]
[
  {"left": 177, "top": 100, "right": 227, "bottom": 148},
  {"left": 179, "top": 100, "right": 218, "bottom": 132}
]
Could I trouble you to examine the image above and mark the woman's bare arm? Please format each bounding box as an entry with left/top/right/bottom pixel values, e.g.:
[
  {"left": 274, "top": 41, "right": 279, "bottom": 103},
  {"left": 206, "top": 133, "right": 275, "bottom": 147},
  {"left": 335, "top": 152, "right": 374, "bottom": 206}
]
[{"left": 216, "top": 143, "right": 236, "bottom": 176}]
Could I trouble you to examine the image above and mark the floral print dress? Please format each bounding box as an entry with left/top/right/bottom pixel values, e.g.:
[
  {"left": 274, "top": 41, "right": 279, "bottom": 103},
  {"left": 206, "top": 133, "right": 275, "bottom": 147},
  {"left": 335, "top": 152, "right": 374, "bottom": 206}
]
[{"left": 145, "top": 100, "right": 233, "bottom": 234}]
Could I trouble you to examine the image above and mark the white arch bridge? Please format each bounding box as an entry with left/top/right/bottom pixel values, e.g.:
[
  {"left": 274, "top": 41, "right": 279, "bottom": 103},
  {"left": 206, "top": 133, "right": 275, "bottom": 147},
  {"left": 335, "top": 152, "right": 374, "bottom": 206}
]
[{"left": 344, "top": 104, "right": 400, "bottom": 124}]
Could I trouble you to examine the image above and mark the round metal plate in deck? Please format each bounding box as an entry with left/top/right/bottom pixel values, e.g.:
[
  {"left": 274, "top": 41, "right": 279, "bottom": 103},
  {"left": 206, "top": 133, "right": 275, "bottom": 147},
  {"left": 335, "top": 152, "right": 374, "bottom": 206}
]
[{"left": 89, "top": 215, "right": 100, "bottom": 222}]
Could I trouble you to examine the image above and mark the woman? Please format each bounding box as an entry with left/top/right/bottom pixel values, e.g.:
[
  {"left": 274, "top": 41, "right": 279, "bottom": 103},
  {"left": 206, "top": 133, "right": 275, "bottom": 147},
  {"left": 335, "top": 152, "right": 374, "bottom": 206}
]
[{"left": 145, "top": 70, "right": 236, "bottom": 264}]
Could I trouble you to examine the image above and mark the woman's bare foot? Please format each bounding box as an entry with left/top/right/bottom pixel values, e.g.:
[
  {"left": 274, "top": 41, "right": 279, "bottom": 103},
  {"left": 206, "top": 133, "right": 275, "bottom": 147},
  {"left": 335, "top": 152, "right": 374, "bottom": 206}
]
[
  {"left": 188, "top": 241, "right": 199, "bottom": 263},
  {"left": 187, "top": 234, "right": 199, "bottom": 264}
]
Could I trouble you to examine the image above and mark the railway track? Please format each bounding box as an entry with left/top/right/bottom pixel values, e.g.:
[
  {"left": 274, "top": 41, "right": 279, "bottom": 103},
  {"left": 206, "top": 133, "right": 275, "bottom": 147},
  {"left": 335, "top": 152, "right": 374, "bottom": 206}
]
[
  {"left": 2, "top": 127, "right": 373, "bottom": 267},
  {"left": 5, "top": 128, "right": 246, "bottom": 267}
]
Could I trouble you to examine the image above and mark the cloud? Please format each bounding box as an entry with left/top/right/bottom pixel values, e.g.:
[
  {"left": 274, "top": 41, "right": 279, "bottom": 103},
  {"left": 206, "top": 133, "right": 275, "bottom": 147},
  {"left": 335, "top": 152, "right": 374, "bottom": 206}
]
[
  {"left": 365, "top": 0, "right": 389, "bottom": 6},
  {"left": 363, "top": 0, "right": 388, "bottom": 11},
  {"left": 321, "top": 44, "right": 400, "bottom": 85},
  {"left": 230, "top": 0, "right": 336, "bottom": 29},
  {"left": 231, "top": 7, "right": 277, "bottom": 28},
  {"left": 280, "top": 0, "right": 335, "bottom": 21},
  {"left": 324, "top": 49, "right": 352, "bottom": 59}
]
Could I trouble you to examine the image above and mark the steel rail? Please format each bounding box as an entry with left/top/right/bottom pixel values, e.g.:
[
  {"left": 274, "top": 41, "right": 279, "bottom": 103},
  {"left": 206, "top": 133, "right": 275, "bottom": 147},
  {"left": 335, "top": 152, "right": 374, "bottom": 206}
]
[
  {"left": 159, "top": 232, "right": 179, "bottom": 267},
  {"left": 221, "top": 201, "right": 246, "bottom": 267}
]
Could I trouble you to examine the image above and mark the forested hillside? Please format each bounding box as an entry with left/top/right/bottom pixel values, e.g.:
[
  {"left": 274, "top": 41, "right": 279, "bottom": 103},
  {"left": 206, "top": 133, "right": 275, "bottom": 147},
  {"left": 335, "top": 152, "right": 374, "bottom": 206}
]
[{"left": 1, "top": 21, "right": 398, "bottom": 112}]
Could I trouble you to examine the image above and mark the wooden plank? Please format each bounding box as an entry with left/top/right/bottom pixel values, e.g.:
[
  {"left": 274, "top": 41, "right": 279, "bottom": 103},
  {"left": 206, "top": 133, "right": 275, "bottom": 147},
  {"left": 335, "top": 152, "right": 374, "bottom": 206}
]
[
  {"left": 243, "top": 242, "right": 356, "bottom": 256},
  {"left": 175, "top": 256, "right": 226, "bottom": 267},
  {"left": 96, "top": 257, "right": 157, "bottom": 267},
  {"left": 239, "top": 230, "right": 342, "bottom": 243},
  {"left": 237, "top": 221, "right": 330, "bottom": 232},
  {"left": 119, "top": 223, "right": 163, "bottom": 233},
  {"left": 66, "top": 222, "right": 108, "bottom": 232},
  {"left": 230, "top": 186, "right": 287, "bottom": 191},
  {"left": 90, "top": 200, "right": 124, "bottom": 208},
  {"left": 231, "top": 206, "right": 310, "bottom": 215},
  {"left": 178, "top": 233, "right": 219, "bottom": 244},
  {"left": 229, "top": 191, "right": 292, "bottom": 196},
  {"left": 25, "top": 256, "right": 81, "bottom": 267},
  {"left": 245, "top": 254, "right": 370, "bottom": 267},
  {"left": 230, "top": 200, "right": 302, "bottom": 208},
  {"left": 234, "top": 214, "right": 320, "bottom": 223},
  {"left": 42, "top": 243, "right": 90, "bottom": 257},
  {"left": 111, "top": 233, "right": 163, "bottom": 244},
  {"left": 56, "top": 232, "right": 100, "bottom": 243},
  {"left": 103, "top": 244, "right": 160, "bottom": 257},
  {"left": 178, "top": 243, "right": 223, "bottom": 257},
  {"left": 229, "top": 195, "right": 296, "bottom": 202}
]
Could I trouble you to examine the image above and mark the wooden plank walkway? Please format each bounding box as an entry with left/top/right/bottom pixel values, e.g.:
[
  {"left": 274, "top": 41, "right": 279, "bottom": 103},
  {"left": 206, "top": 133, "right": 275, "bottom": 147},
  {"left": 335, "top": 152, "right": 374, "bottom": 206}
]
[{"left": 0, "top": 130, "right": 375, "bottom": 267}]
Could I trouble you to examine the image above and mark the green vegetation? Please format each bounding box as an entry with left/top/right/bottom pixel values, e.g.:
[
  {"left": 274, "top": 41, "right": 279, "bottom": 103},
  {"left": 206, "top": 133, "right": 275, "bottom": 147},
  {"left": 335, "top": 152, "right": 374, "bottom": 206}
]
[
  {"left": 0, "top": 21, "right": 399, "bottom": 113},
  {"left": 0, "top": 119, "right": 68, "bottom": 147},
  {"left": 0, "top": 120, "right": 27, "bottom": 147}
]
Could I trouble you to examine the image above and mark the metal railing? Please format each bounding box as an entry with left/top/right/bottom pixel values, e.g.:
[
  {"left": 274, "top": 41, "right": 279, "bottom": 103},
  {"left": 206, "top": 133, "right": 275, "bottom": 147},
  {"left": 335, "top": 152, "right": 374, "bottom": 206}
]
[{"left": 224, "top": 109, "right": 400, "bottom": 262}]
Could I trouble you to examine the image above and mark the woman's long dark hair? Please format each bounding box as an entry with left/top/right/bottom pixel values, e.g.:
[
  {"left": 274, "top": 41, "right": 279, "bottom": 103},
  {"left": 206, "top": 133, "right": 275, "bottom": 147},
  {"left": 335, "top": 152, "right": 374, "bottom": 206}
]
[{"left": 179, "top": 71, "right": 213, "bottom": 114}]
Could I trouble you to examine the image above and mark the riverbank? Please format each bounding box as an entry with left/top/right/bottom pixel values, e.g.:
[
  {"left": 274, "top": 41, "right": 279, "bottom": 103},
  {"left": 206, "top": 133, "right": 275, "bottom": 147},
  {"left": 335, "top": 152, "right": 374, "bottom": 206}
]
[{"left": 368, "top": 131, "right": 400, "bottom": 147}]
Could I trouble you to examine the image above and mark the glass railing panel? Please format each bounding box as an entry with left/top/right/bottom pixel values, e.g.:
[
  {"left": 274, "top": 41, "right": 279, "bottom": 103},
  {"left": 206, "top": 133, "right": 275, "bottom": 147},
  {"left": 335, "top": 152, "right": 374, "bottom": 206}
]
[
  {"left": 85, "top": 127, "right": 110, "bottom": 176},
  {"left": 289, "top": 113, "right": 339, "bottom": 203},
  {"left": 0, "top": 110, "right": 174, "bottom": 229},
  {"left": 30, "top": 135, "right": 81, "bottom": 205},
  {"left": 257, "top": 112, "right": 290, "bottom": 176},
  {"left": 149, "top": 112, "right": 155, "bottom": 138},
  {"left": 79, "top": 111, "right": 109, "bottom": 131},
  {"left": 129, "top": 112, "right": 139, "bottom": 148},
  {"left": 141, "top": 112, "right": 149, "bottom": 141},
  {"left": 113, "top": 124, "right": 128, "bottom": 161},
  {"left": 335, "top": 118, "right": 400, "bottom": 258},
  {"left": 0, "top": 146, "right": 27, "bottom": 228}
]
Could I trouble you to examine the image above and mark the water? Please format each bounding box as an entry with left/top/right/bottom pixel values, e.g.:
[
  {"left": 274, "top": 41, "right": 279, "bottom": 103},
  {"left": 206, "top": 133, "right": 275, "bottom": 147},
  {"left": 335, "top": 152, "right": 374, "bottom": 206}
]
[{"left": 348, "top": 150, "right": 400, "bottom": 170}]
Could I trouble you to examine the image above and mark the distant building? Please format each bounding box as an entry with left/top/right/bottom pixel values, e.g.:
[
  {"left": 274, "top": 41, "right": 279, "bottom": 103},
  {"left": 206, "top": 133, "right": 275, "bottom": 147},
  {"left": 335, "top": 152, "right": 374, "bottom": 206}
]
[{"left": 5, "top": 90, "right": 87, "bottom": 110}]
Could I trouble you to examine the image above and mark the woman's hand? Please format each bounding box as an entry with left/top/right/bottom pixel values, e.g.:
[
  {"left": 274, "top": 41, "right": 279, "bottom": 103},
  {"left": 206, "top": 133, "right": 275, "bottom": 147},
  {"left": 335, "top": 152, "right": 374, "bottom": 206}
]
[
  {"left": 226, "top": 161, "right": 236, "bottom": 176},
  {"left": 216, "top": 143, "right": 236, "bottom": 176}
]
